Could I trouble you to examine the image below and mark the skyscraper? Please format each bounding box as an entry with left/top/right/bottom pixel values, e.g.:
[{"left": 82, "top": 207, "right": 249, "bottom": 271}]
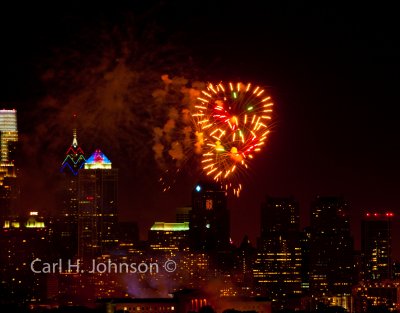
[
  {"left": 309, "top": 196, "right": 354, "bottom": 303},
  {"left": 254, "top": 197, "right": 302, "bottom": 304},
  {"left": 60, "top": 127, "right": 86, "bottom": 176},
  {"left": 0, "top": 109, "right": 18, "bottom": 221},
  {"left": 362, "top": 212, "right": 393, "bottom": 281},
  {"left": 0, "top": 109, "right": 17, "bottom": 179},
  {"left": 58, "top": 127, "right": 86, "bottom": 258},
  {"left": 189, "top": 181, "right": 230, "bottom": 252},
  {"left": 189, "top": 181, "right": 231, "bottom": 274},
  {"left": 77, "top": 149, "right": 118, "bottom": 259},
  {"left": 300, "top": 227, "right": 311, "bottom": 294}
]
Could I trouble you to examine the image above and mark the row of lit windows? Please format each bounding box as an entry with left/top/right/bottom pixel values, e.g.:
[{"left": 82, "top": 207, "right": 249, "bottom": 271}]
[{"left": 119, "top": 305, "right": 175, "bottom": 311}]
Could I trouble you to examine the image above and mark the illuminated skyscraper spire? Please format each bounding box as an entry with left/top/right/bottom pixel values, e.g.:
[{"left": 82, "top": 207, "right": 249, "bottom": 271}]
[
  {"left": 59, "top": 117, "right": 86, "bottom": 258},
  {"left": 61, "top": 117, "right": 86, "bottom": 176},
  {"left": 72, "top": 128, "right": 78, "bottom": 149}
]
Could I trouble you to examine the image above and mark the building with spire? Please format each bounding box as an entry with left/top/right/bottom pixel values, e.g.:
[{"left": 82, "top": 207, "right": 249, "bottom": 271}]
[
  {"left": 0, "top": 109, "right": 19, "bottom": 222},
  {"left": 60, "top": 127, "right": 86, "bottom": 176},
  {"left": 60, "top": 125, "right": 86, "bottom": 218},
  {"left": 56, "top": 124, "right": 86, "bottom": 259},
  {"left": 77, "top": 149, "right": 118, "bottom": 260}
]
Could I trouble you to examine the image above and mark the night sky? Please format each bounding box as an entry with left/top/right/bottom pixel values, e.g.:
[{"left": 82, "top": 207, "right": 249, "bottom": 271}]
[{"left": 1, "top": 2, "right": 399, "bottom": 255}]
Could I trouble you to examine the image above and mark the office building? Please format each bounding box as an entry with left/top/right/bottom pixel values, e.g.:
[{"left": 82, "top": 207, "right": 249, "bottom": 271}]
[
  {"left": 58, "top": 127, "right": 86, "bottom": 258},
  {"left": 353, "top": 281, "right": 400, "bottom": 312},
  {"left": 362, "top": 212, "right": 393, "bottom": 281},
  {"left": 60, "top": 126, "right": 86, "bottom": 221},
  {"left": 189, "top": 181, "right": 229, "bottom": 252},
  {"left": 0, "top": 109, "right": 18, "bottom": 182},
  {"left": 0, "top": 211, "right": 50, "bottom": 303},
  {"left": 148, "top": 221, "right": 189, "bottom": 251},
  {"left": 254, "top": 197, "right": 302, "bottom": 304},
  {"left": 77, "top": 149, "right": 118, "bottom": 260},
  {"left": 0, "top": 109, "right": 18, "bottom": 221},
  {"left": 309, "top": 196, "right": 354, "bottom": 301},
  {"left": 189, "top": 181, "right": 232, "bottom": 274}
]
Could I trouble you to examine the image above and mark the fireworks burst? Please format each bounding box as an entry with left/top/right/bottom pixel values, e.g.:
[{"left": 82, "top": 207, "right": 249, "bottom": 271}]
[{"left": 193, "top": 82, "right": 273, "bottom": 196}]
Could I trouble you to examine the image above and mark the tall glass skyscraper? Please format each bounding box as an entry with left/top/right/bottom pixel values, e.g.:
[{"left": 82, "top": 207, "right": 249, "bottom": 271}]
[
  {"left": 77, "top": 150, "right": 118, "bottom": 260},
  {"left": 0, "top": 109, "right": 18, "bottom": 221},
  {"left": 190, "top": 181, "right": 230, "bottom": 252},
  {"left": 254, "top": 197, "right": 302, "bottom": 305},
  {"left": 189, "top": 181, "right": 231, "bottom": 273},
  {"left": 57, "top": 126, "right": 86, "bottom": 258},
  {"left": 0, "top": 109, "right": 18, "bottom": 184},
  {"left": 309, "top": 196, "right": 354, "bottom": 307}
]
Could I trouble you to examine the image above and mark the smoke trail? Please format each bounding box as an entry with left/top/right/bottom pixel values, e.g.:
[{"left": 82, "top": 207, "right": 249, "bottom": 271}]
[
  {"left": 18, "top": 12, "right": 199, "bottom": 212},
  {"left": 151, "top": 75, "right": 206, "bottom": 172},
  {"left": 150, "top": 75, "right": 206, "bottom": 190},
  {"left": 22, "top": 12, "right": 197, "bottom": 168}
]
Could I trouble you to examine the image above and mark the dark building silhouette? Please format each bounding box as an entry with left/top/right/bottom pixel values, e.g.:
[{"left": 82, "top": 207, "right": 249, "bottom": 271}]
[
  {"left": 57, "top": 127, "right": 86, "bottom": 258},
  {"left": 176, "top": 206, "right": 192, "bottom": 223},
  {"left": 309, "top": 196, "right": 354, "bottom": 308},
  {"left": 393, "top": 262, "right": 400, "bottom": 280},
  {"left": 77, "top": 150, "right": 118, "bottom": 260},
  {"left": 189, "top": 181, "right": 229, "bottom": 252},
  {"left": 300, "top": 226, "right": 311, "bottom": 294},
  {"left": 254, "top": 196, "right": 302, "bottom": 305},
  {"left": 362, "top": 212, "right": 393, "bottom": 281},
  {"left": 189, "top": 181, "right": 231, "bottom": 273},
  {"left": 233, "top": 235, "right": 257, "bottom": 296},
  {"left": 117, "top": 221, "right": 139, "bottom": 245}
]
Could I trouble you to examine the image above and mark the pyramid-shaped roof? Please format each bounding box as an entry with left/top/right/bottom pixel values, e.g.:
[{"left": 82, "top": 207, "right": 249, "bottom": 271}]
[
  {"left": 84, "top": 149, "right": 112, "bottom": 169},
  {"left": 60, "top": 129, "right": 86, "bottom": 176}
]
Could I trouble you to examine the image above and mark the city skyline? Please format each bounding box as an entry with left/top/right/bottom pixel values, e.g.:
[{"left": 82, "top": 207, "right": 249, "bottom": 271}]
[
  {"left": 1, "top": 107, "right": 399, "bottom": 255},
  {"left": 2, "top": 150, "right": 398, "bottom": 311},
  {"left": 0, "top": 2, "right": 399, "bottom": 312},
  {"left": 1, "top": 3, "right": 398, "bottom": 253}
]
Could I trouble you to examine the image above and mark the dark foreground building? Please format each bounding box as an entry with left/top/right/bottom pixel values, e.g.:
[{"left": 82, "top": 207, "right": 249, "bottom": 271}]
[
  {"left": 254, "top": 196, "right": 302, "bottom": 307},
  {"left": 362, "top": 212, "right": 392, "bottom": 281},
  {"left": 309, "top": 196, "right": 354, "bottom": 311},
  {"left": 100, "top": 290, "right": 271, "bottom": 313}
]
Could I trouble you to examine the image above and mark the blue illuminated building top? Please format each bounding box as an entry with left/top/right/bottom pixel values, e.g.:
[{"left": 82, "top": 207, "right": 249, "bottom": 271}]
[{"left": 84, "top": 149, "right": 112, "bottom": 169}]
